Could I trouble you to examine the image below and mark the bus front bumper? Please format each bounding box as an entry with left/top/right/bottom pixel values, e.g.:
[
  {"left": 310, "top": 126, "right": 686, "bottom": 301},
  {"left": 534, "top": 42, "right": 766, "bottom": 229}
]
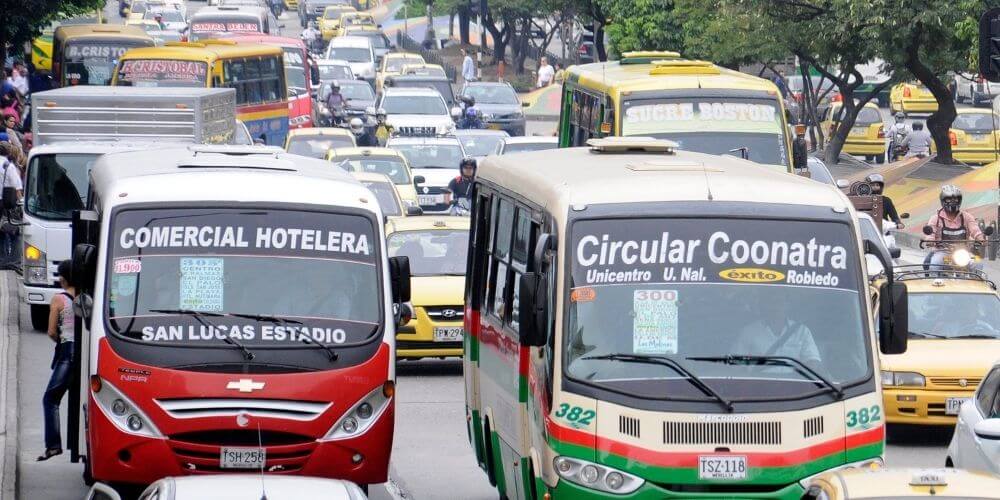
[
  {"left": 883, "top": 387, "right": 974, "bottom": 425},
  {"left": 23, "top": 283, "right": 59, "bottom": 305},
  {"left": 550, "top": 478, "right": 804, "bottom": 499}
]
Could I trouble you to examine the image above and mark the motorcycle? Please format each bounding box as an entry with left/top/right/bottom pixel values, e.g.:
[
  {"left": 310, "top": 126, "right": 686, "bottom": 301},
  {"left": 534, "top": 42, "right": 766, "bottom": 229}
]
[
  {"left": 920, "top": 224, "right": 995, "bottom": 271},
  {"left": 890, "top": 130, "right": 908, "bottom": 161},
  {"left": 450, "top": 198, "right": 472, "bottom": 216}
]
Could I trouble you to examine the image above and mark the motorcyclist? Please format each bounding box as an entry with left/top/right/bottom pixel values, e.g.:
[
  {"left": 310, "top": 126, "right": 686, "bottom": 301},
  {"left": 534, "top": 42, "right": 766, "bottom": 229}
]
[
  {"left": 924, "top": 184, "right": 985, "bottom": 269},
  {"left": 866, "top": 173, "right": 902, "bottom": 228},
  {"left": 351, "top": 117, "right": 378, "bottom": 147},
  {"left": 888, "top": 112, "right": 910, "bottom": 159},
  {"left": 324, "top": 80, "right": 345, "bottom": 125},
  {"left": 374, "top": 108, "right": 394, "bottom": 147},
  {"left": 902, "top": 121, "right": 932, "bottom": 158},
  {"left": 457, "top": 95, "right": 484, "bottom": 129},
  {"left": 301, "top": 21, "right": 322, "bottom": 53},
  {"left": 153, "top": 13, "right": 166, "bottom": 30},
  {"left": 446, "top": 157, "right": 477, "bottom": 214}
]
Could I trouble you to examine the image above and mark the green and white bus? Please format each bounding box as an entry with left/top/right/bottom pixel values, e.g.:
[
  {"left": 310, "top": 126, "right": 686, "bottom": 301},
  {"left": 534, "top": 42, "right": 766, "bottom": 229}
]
[{"left": 462, "top": 137, "right": 908, "bottom": 499}]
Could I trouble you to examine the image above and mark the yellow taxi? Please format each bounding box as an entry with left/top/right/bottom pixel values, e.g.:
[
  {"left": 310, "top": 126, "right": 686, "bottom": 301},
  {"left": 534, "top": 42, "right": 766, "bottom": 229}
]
[
  {"left": 326, "top": 147, "right": 419, "bottom": 209},
  {"left": 376, "top": 52, "right": 426, "bottom": 93},
  {"left": 802, "top": 466, "right": 1000, "bottom": 499},
  {"left": 932, "top": 108, "right": 1000, "bottom": 165},
  {"left": 386, "top": 216, "right": 469, "bottom": 359},
  {"left": 820, "top": 101, "right": 887, "bottom": 164},
  {"left": 331, "top": 11, "right": 377, "bottom": 39},
  {"left": 283, "top": 127, "right": 356, "bottom": 159},
  {"left": 878, "top": 266, "right": 1000, "bottom": 426},
  {"left": 890, "top": 82, "right": 938, "bottom": 116},
  {"left": 319, "top": 4, "right": 356, "bottom": 41},
  {"left": 348, "top": 172, "right": 412, "bottom": 219}
]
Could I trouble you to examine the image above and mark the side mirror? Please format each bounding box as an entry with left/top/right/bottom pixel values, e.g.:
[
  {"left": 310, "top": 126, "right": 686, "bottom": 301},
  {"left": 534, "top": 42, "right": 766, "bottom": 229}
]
[
  {"left": 72, "top": 243, "right": 97, "bottom": 291},
  {"left": 388, "top": 255, "right": 411, "bottom": 303},
  {"left": 406, "top": 205, "right": 423, "bottom": 216},
  {"left": 413, "top": 175, "right": 425, "bottom": 184},
  {"left": 1, "top": 187, "right": 16, "bottom": 210},
  {"left": 974, "top": 419, "right": 1000, "bottom": 440},
  {"left": 310, "top": 65, "right": 320, "bottom": 86},
  {"left": 521, "top": 101, "right": 530, "bottom": 107},
  {"left": 792, "top": 136, "right": 808, "bottom": 171},
  {"left": 986, "top": 226, "right": 996, "bottom": 236},
  {"left": 394, "top": 302, "right": 414, "bottom": 328},
  {"left": 73, "top": 293, "right": 94, "bottom": 329},
  {"left": 890, "top": 247, "right": 901, "bottom": 259},
  {"left": 517, "top": 272, "right": 547, "bottom": 347},
  {"left": 836, "top": 179, "right": 850, "bottom": 189},
  {"left": 923, "top": 225, "right": 934, "bottom": 235},
  {"left": 878, "top": 281, "right": 908, "bottom": 355},
  {"left": 85, "top": 482, "right": 123, "bottom": 500}
]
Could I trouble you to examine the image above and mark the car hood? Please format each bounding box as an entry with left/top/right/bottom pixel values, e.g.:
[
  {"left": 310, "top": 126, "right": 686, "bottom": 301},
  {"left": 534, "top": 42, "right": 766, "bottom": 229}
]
[
  {"left": 476, "top": 103, "right": 521, "bottom": 117},
  {"left": 411, "top": 275, "right": 465, "bottom": 306},
  {"left": 881, "top": 339, "right": 1000, "bottom": 375},
  {"left": 412, "top": 167, "right": 458, "bottom": 187},
  {"left": 347, "top": 62, "right": 374, "bottom": 76}
]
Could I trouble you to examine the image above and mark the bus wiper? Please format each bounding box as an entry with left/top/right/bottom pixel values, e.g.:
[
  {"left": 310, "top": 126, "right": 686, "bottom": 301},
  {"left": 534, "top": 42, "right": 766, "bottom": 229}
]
[
  {"left": 687, "top": 355, "right": 844, "bottom": 400},
  {"left": 909, "top": 331, "right": 947, "bottom": 339},
  {"left": 582, "top": 353, "right": 734, "bottom": 412},
  {"left": 149, "top": 308, "right": 255, "bottom": 361},
  {"left": 950, "top": 334, "right": 998, "bottom": 339},
  {"left": 228, "top": 313, "right": 338, "bottom": 362}
]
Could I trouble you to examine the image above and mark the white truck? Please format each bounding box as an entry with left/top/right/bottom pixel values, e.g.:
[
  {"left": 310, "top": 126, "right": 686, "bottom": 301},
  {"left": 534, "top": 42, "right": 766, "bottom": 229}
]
[{"left": 22, "top": 86, "right": 236, "bottom": 330}]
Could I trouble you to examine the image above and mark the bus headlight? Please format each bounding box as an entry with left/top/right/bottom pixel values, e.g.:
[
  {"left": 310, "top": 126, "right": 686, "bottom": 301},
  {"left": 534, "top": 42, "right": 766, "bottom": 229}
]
[
  {"left": 882, "top": 371, "right": 925, "bottom": 387},
  {"left": 23, "top": 245, "right": 47, "bottom": 285},
  {"left": 92, "top": 378, "right": 163, "bottom": 438},
  {"left": 322, "top": 381, "right": 393, "bottom": 441},
  {"left": 552, "top": 456, "right": 644, "bottom": 494}
]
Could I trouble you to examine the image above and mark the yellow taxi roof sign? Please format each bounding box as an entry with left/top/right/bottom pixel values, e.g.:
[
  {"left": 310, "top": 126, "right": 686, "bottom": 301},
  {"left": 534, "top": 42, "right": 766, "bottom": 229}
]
[{"left": 649, "top": 59, "right": 720, "bottom": 76}]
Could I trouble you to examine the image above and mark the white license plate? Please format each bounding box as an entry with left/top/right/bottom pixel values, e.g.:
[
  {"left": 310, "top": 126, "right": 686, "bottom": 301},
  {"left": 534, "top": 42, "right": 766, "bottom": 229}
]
[
  {"left": 433, "top": 326, "right": 463, "bottom": 342},
  {"left": 417, "top": 194, "right": 444, "bottom": 206},
  {"left": 850, "top": 126, "right": 867, "bottom": 136},
  {"left": 220, "top": 447, "right": 266, "bottom": 469},
  {"left": 971, "top": 134, "right": 987, "bottom": 142},
  {"left": 698, "top": 455, "right": 747, "bottom": 480},
  {"left": 946, "top": 397, "right": 969, "bottom": 415}
]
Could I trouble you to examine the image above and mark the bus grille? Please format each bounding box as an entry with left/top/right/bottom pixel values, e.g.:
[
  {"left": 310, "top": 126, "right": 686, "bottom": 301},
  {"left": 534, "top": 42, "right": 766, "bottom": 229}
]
[
  {"left": 662, "top": 421, "right": 781, "bottom": 445},
  {"left": 425, "top": 306, "right": 464, "bottom": 320},
  {"left": 169, "top": 430, "right": 315, "bottom": 474},
  {"left": 803, "top": 416, "right": 824, "bottom": 438},
  {"left": 619, "top": 415, "right": 641, "bottom": 438},
  {"left": 928, "top": 377, "right": 981, "bottom": 388},
  {"left": 157, "top": 398, "right": 330, "bottom": 421}
]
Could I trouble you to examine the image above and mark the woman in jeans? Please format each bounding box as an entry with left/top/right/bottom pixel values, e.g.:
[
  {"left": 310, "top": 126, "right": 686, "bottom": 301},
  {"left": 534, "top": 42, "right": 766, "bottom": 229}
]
[{"left": 37, "top": 260, "right": 74, "bottom": 461}]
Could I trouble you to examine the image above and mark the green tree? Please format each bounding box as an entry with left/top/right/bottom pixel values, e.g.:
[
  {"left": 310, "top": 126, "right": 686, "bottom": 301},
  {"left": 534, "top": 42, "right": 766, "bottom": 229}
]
[
  {"left": 599, "top": 0, "right": 683, "bottom": 57},
  {"left": 0, "top": 0, "right": 104, "bottom": 64}
]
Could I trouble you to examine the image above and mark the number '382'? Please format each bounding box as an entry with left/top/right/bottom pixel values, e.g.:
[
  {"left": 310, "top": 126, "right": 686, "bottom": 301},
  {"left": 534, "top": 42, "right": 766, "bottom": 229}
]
[
  {"left": 555, "top": 404, "right": 595, "bottom": 426},
  {"left": 846, "top": 405, "right": 881, "bottom": 428}
]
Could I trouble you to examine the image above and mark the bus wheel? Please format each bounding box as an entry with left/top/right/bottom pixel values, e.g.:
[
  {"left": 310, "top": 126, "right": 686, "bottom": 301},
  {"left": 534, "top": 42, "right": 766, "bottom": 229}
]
[
  {"left": 483, "top": 420, "right": 497, "bottom": 487},
  {"left": 30, "top": 305, "right": 48, "bottom": 332},
  {"left": 82, "top": 456, "right": 94, "bottom": 486}
]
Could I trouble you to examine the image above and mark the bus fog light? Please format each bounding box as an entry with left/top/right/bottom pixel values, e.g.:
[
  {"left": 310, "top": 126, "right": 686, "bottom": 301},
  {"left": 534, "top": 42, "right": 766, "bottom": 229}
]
[
  {"left": 342, "top": 417, "right": 358, "bottom": 433},
  {"left": 111, "top": 399, "right": 127, "bottom": 416},
  {"left": 126, "top": 414, "right": 143, "bottom": 431},
  {"left": 357, "top": 402, "right": 373, "bottom": 419},
  {"left": 554, "top": 457, "right": 572, "bottom": 474},
  {"left": 605, "top": 471, "right": 624, "bottom": 490},
  {"left": 352, "top": 453, "right": 363, "bottom": 463},
  {"left": 552, "top": 455, "right": 643, "bottom": 494},
  {"left": 580, "top": 465, "right": 600, "bottom": 484}
]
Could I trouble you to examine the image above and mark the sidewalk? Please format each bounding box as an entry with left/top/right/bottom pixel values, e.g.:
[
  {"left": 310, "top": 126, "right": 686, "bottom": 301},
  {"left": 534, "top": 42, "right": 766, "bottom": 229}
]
[{"left": 0, "top": 272, "right": 19, "bottom": 500}]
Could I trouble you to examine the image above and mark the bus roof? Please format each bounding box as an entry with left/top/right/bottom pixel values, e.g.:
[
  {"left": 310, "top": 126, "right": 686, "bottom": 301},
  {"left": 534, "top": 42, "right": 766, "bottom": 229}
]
[
  {"left": 225, "top": 34, "right": 307, "bottom": 50},
  {"left": 565, "top": 58, "right": 781, "bottom": 95},
  {"left": 91, "top": 145, "right": 377, "bottom": 212},
  {"left": 54, "top": 24, "right": 152, "bottom": 41},
  {"left": 120, "top": 40, "right": 282, "bottom": 62},
  {"left": 476, "top": 139, "right": 849, "bottom": 213}
]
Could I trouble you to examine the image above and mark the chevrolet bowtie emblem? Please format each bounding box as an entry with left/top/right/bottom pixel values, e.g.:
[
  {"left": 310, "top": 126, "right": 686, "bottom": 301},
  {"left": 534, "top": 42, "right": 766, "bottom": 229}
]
[{"left": 227, "top": 379, "right": 265, "bottom": 393}]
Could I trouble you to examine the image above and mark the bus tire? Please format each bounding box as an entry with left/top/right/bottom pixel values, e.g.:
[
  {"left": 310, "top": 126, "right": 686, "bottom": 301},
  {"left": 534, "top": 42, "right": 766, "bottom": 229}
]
[
  {"left": 30, "top": 304, "right": 48, "bottom": 332},
  {"left": 483, "top": 420, "right": 497, "bottom": 487},
  {"left": 82, "top": 456, "right": 94, "bottom": 486}
]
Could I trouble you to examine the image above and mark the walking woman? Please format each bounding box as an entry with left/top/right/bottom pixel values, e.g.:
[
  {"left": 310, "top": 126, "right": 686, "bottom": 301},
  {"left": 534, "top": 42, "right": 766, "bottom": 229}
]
[{"left": 37, "top": 260, "right": 75, "bottom": 461}]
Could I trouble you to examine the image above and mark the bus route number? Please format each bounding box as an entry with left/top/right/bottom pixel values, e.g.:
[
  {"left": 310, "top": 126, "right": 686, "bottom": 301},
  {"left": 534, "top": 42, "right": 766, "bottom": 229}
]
[
  {"left": 554, "top": 403, "right": 595, "bottom": 427},
  {"left": 846, "top": 405, "right": 881, "bottom": 429}
]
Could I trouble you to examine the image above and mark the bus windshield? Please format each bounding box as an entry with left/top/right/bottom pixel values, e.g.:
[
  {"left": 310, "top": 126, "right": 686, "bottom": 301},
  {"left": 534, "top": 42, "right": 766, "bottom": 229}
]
[
  {"left": 116, "top": 59, "right": 208, "bottom": 87},
  {"left": 621, "top": 97, "right": 788, "bottom": 168},
  {"left": 566, "top": 217, "right": 868, "bottom": 401},
  {"left": 106, "top": 208, "right": 381, "bottom": 349},
  {"left": 63, "top": 41, "right": 148, "bottom": 86},
  {"left": 281, "top": 47, "right": 307, "bottom": 93},
  {"left": 25, "top": 153, "right": 93, "bottom": 220}
]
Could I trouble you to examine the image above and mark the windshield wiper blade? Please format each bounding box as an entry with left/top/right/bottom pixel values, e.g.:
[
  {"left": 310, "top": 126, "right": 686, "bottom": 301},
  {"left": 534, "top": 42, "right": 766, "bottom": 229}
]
[
  {"left": 228, "top": 313, "right": 338, "bottom": 362},
  {"left": 909, "top": 331, "right": 947, "bottom": 339},
  {"left": 688, "top": 355, "right": 844, "bottom": 400},
  {"left": 149, "top": 309, "right": 255, "bottom": 361},
  {"left": 583, "top": 353, "right": 734, "bottom": 412},
  {"left": 950, "top": 334, "right": 998, "bottom": 339}
]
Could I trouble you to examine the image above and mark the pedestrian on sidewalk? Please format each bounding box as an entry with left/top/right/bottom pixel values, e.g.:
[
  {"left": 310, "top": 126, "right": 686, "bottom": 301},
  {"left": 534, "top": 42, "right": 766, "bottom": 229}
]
[
  {"left": 536, "top": 56, "right": 554, "bottom": 88},
  {"left": 38, "top": 260, "right": 75, "bottom": 461},
  {"left": 0, "top": 143, "right": 23, "bottom": 269},
  {"left": 461, "top": 48, "right": 476, "bottom": 83}
]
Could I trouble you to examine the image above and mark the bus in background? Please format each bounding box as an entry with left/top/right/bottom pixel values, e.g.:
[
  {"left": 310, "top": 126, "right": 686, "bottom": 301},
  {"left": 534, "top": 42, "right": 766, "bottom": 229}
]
[
  {"left": 52, "top": 25, "right": 154, "bottom": 87},
  {"left": 463, "top": 137, "right": 908, "bottom": 499},
  {"left": 559, "top": 51, "right": 805, "bottom": 173},
  {"left": 228, "top": 34, "right": 315, "bottom": 129},
  {"left": 32, "top": 10, "right": 106, "bottom": 74},
  {"left": 69, "top": 146, "right": 410, "bottom": 491},
  {"left": 188, "top": 6, "right": 271, "bottom": 41},
  {"left": 114, "top": 41, "right": 290, "bottom": 145}
]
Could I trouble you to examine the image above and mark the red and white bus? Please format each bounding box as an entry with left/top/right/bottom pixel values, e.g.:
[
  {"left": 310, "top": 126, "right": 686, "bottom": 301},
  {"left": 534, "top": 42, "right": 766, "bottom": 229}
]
[
  {"left": 68, "top": 145, "right": 410, "bottom": 491},
  {"left": 228, "top": 35, "right": 316, "bottom": 129}
]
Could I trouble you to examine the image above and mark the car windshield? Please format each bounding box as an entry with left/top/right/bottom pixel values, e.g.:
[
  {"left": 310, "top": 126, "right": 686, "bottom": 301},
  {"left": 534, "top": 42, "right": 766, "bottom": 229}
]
[
  {"left": 287, "top": 135, "right": 355, "bottom": 158},
  {"left": 382, "top": 95, "right": 447, "bottom": 115},
  {"left": 388, "top": 229, "right": 468, "bottom": 276},
  {"left": 116, "top": 59, "right": 208, "bottom": 87},
  {"left": 622, "top": 97, "right": 789, "bottom": 169},
  {"left": 145, "top": 10, "right": 183, "bottom": 22},
  {"left": 327, "top": 47, "right": 370, "bottom": 63},
  {"left": 386, "top": 56, "right": 425, "bottom": 73},
  {"left": 908, "top": 292, "right": 1000, "bottom": 339},
  {"left": 319, "top": 63, "right": 354, "bottom": 81},
  {"left": 63, "top": 41, "right": 149, "bottom": 86},
  {"left": 340, "top": 82, "right": 374, "bottom": 100},
  {"left": 106, "top": 208, "right": 380, "bottom": 347},
  {"left": 337, "top": 158, "right": 410, "bottom": 184},
  {"left": 953, "top": 113, "right": 996, "bottom": 134},
  {"left": 459, "top": 134, "right": 506, "bottom": 157},
  {"left": 403, "top": 66, "right": 445, "bottom": 77},
  {"left": 343, "top": 15, "right": 374, "bottom": 26},
  {"left": 25, "top": 153, "right": 94, "bottom": 220},
  {"left": 566, "top": 217, "right": 868, "bottom": 400},
  {"left": 464, "top": 85, "right": 519, "bottom": 105},
  {"left": 832, "top": 106, "right": 881, "bottom": 125},
  {"left": 324, "top": 8, "right": 349, "bottom": 19},
  {"left": 806, "top": 158, "right": 835, "bottom": 185},
  {"left": 500, "top": 141, "right": 556, "bottom": 154},
  {"left": 358, "top": 180, "right": 401, "bottom": 216},
  {"left": 786, "top": 76, "right": 837, "bottom": 93},
  {"left": 391, "top": 143, "right": 464, "bottom": 168}
]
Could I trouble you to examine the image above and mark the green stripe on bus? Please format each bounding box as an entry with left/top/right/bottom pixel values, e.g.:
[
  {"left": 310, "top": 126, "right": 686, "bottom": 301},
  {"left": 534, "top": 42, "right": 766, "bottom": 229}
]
[
  {"left": 490, "top": 430, "right": 507, "bottom": 497},
  {"left": 471, "top": 409, "right": 485, "bottom": 465}
]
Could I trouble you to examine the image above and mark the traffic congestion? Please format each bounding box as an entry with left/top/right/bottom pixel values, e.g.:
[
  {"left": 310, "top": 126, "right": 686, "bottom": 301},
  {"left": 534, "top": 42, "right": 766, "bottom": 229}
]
[{"left": 4, "top": 0, "right": 1000, "bottom": 499}]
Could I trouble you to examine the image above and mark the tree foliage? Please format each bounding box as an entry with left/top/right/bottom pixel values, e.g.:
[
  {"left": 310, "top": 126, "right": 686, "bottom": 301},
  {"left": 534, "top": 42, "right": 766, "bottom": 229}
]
[
  {"left": 0, "top": 0, "right": 104, "bottom": 60},
  {"left": 598, "top": 0, "right": 682, "bottom": 57}
]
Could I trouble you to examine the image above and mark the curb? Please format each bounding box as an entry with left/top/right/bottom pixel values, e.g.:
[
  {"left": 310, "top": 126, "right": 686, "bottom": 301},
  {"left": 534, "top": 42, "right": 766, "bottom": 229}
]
[{"left": 1, "top": 272, "right": 19, "bottom": 500}]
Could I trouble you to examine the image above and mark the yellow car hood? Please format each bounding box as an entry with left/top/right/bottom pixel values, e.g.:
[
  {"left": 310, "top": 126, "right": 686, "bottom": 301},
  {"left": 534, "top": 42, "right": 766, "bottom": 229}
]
[
  {"left": 882, "top": 338, "right": 1000, "bottom": 374},
  {"left": 410, "top": 275, "right": 465, "bottom": 307}
]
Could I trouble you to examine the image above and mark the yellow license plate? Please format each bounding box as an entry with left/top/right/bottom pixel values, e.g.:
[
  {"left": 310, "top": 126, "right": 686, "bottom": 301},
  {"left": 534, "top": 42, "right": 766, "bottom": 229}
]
[{"left": 487, "top": 123, "right": 503, "bottom": 130}]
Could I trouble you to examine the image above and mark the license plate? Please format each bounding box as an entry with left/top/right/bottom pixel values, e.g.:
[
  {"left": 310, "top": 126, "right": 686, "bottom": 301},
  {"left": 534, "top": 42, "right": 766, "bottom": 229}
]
[
  {"left": 220, "top": 447, "right": 266, "bottom": 469},
  {"left": 698, "top": 455, "right": 747, "bottom": 480},
  {"left": 971, "top": 134, "right": 987, "bottom": 142},
  {"left": 850, "top": 126, "right": 867, "bottom": 136},
  {"left": 946, "top": 397, "right": 969, "bottom": 415},
  {"left": 417, "top": 194, "right": 444, "bottom": 206},
  {"left": 487, "top": 123, "right": 503, "bottom": 130},
  {"left": 434, "top": 326, "right": 463, "bottom": 342}
]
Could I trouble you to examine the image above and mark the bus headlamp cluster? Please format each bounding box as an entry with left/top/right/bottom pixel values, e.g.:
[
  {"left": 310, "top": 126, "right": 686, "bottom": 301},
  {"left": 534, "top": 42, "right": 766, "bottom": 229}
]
[
  {"left": 92, "top": 378, "right": 162, "bottom": 438},
  {"left": 22, "top": 244, "right": 47, "bottom": 285},
  {"left": 323, "top": 382, "right": 392, "bottom": 441},
  {"left": 881, "top": 371, "right": 925, "bottom": 387},
  {"left": 553, "top": 456, "right": 644, "bottom": 494}
]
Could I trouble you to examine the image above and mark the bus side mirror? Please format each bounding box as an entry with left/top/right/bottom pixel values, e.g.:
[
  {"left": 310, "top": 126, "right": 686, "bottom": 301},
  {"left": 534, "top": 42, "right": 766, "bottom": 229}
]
[
  {"left": 518, "top": 272, "right": 547, "bottom": 347},
  {"left": 85, "top": 482, "right": 122, "bottom": 500},
  {"left": 413, "top": 175, "right": 425, "bottom": 185},
  {"left": 388, "top": 255, "right": 411, "bottom": 304},
  {"left": 878, "top": 281, "right": 908, "bottom": 355},
  {"left": 792, "top": 136, "right": 808, "bottom": 172},
  {"left": 406, "top": 205, "right": 423, "bottom": 216},
  {"left": 310, "top": 65, "right": 320, "bottom": 86},
  {"left": 72, "top": 243, "right": 97, "bottom": 291}
]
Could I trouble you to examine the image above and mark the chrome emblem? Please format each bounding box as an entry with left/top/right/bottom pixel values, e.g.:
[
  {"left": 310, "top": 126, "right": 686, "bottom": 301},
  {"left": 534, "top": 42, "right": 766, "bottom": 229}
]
[
  {"left": 227, "top": 379, "right": 265, "bottom": 393},
  {"left": 422, "top": 186, "right": 430, "bottom": 194},
  {"left": 236, "top": 412, "right": 250, "bottom": 428},
  {"left": 959, "top": 379, "right": 969, "bottom": 387},
  {"left": 442, "top": 309, "right": 457, "bottom": 318}
]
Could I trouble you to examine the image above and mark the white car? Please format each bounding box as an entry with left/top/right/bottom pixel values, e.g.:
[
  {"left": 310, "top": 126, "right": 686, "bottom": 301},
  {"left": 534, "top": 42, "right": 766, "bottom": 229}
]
[
  {"left": 954, "top": 72, "right": 1000, "bottom": 106},
  {"left": 385, "top": 135, "right": 466, "bottom": 214},
  {"left": 378, "top": 87, "right": 454, "bottom": 137},
  {"left": 144, "top": 8, "right": 187, "bottom": 32},
  {"left": 948, "top": 361, "right": 1000, "bottom": 473},
  {"left": 494, "top": 135, "right": 558, "bottom": 155},
  {"left": 856, "top": 212, "right": 900, "bottom": 276},
  {"left": 87, "top": 475, "right": 368, "bottom": 500},
  {"left": 326, "top": 36, "right": 376, "bottom": 82}
]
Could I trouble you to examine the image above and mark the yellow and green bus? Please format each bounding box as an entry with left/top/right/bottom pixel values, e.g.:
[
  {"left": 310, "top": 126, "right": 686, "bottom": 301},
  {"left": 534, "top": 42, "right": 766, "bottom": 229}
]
[
  {"left": 113, "top": 40, "right": 289, "bottom": 146},
  {"left": 32, "top": 10, "right": 106, "bottom": 73},
  {"left": 559, "top": 52, "right": 800, "bottom": 172},
  {"left": 52, "top": 25, "right": 154, "bottom": 87}
]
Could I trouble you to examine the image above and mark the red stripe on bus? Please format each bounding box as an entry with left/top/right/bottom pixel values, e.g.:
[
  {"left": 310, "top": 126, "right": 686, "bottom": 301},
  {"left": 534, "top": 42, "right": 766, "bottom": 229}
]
[{"left": 238, "top": 100, "right": 289, "bottom": 113}]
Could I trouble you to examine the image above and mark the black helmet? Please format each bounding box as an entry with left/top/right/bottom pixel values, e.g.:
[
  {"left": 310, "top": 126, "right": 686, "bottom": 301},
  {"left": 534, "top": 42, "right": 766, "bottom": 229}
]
[
  {"left": 940, "top": 184, "right": 962, "bottom": 214},
  {"left": 865, "top": 173, "right": 884, "bottom": 193},
  {"left": 459, "top": 156, "right": 477, "bottom": 171},
  {"left": 462, "top": 94, "right": 476, "bottom": 107}
]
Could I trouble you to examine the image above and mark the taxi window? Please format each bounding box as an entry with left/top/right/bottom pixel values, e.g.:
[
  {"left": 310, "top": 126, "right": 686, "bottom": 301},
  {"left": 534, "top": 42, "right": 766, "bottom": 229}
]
[{"left": 978, "top": 368, "right": 1000, "bottom": 417}]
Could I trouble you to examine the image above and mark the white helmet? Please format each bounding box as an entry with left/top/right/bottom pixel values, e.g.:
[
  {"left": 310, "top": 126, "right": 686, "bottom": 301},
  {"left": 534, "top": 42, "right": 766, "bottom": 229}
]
[{"left": 349, "top": 117, "right": 364, "bottom": 135}]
